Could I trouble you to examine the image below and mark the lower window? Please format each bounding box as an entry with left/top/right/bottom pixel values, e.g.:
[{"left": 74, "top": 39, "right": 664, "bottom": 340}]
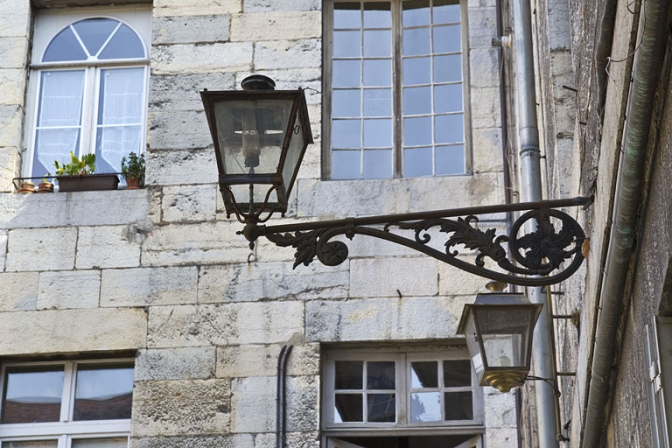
[{"left": 0, "top": 360, "right": 134, "bottom": 448}]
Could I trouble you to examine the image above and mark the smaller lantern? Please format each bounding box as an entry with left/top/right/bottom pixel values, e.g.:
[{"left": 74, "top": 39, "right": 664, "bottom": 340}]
[
  {"left": 201, "top": 75, "right": 313, "bottom": 219},
  {"left": 457, "top": 284, "right": 543, "bottom": 392}
]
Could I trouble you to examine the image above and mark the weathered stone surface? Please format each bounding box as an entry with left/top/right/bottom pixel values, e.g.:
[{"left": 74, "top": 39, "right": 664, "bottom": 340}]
[
  {"left": 0, "top": 0, "right": 31, "bottom": 37},
  {"left": 306, "top": 296, "right": 473, "bottom": 342},
  {"left": 147, "top": 110, "right": 213, "bottom": 150},
  {"left": 152, "top": 15, "right": 230, "bottom": 44},
  {"left": 0, "top": 70, "right": 27, "bottom": 105},
  {"left": 76, "top": 225, "right": 141, "bottom": 269},
  {"left": 438, "top": 252, "right": 507, "bottom": 296},
  {"left": 0, "top": 272, "right": 38, "bottom": 311},
  {"left": 485, "top": 427, "right": 518, "bottom": 447},
  {"left": 145, "top": 149, "right": 218, "bottom": 186},
  {"left": 147, "top": 302, "right": 304, "bottom": 348},
  {"left": 230, "top": 11, "right": 321, "bottom": 41},
  {"left": 0, "top": 229, "right": 6, "bottom": 270},
  {"left": 254, "top": 432, "right": 320, "bottom": 448},
  {"left": 0, "top": 105, "right": 24, "bottom": 147},
  {"left": 6, "top": 227, "right": 77, "bottom": 272},
  {"left": 470, "top": 86, "right": 502, "bottom": 129},
  {"left": 0, "top": 148, "right": 20, "bottom": 193},
  {"left": 0, "top": 308, "right": 147, "bottom": 355},
  {"left": 101, "top": 267, "right": 198, "bottom": 307},
  {"left": 472, "top": 127, "right": 505, "bottom": 173},
  {"left": 0, "top": 189, "right": 150, "bottom": 229},
  {"left": 483, "top": 388, "right": 517, "bottom": 427},
  {"left": 243, "top": 0, "right": 320, "bottom": 12},
  {"left": 216, "top": 343, "right": 320, "bottom": 378},
  {"left": 152, "top": 42, "right": 253, "bottom": 75},
  {"left": 153, "top": 0, "right": 242, "bottom": 17},
  {"left": 131, "top": 435, "right": 254, "bottom": 448},
  {"left": 230, "top": 375, "right": 318, "bottom": 433},
  {"left": 467, "top": 7, "right": 497, "bottom": 48},
  {"left": 133, "top": 379, "right": 230, "bottom": 437},
  {"left": 149, "top": 73, "right": 235, "bottom": 112},
  {"left": 197, "top": 262, "right": 349, "bottom": 303},
  {"left": 255, "top": 39, "right": 321, "bottom": 70},
  {"left": 162, "top": 184, "right": 217, "bottom": 223},
  {"left": 469, "top": 48, "right": 500, "bottom": 88},
  {"left": 37, "top": 270, "right": 100, "bottom": 310},
  {"left": 136, "top": 347, "right": 216, "bottom": 381},
  {"left": 350, "top": 257, "right": 438, "bottom": 298},
  {"left": 0, "top": 38, "right": 28, "bottom": 69}
]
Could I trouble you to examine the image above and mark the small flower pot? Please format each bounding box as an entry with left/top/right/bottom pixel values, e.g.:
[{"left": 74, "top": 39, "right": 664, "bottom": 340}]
[
  {"left": 17, "top": 181, "right": 35, "bottom": 194},
  {"left": 126, "top": 177, "right": 141, "bottom": 190},
  {"left": 37, "top": 181, "right": 54, "bottom": 193}
]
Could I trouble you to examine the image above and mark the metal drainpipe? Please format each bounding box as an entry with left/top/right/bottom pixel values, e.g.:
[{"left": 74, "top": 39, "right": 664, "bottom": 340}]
[
  {"left": 511, "top": 0, "right": 559, "bottom": 447},
  {"left": 581, "top": 0, "right": 670, "bottom": 445}
]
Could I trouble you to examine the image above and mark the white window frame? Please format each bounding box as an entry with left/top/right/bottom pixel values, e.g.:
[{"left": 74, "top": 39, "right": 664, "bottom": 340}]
[
  {"left": 646, "top": 317, "right": 672, "bottom": 448},
  {"left": 0, "top": 359, "right": 134, "bottom": 448},
  {"left": 22, "top": 6, "right": 151, "bottom": 178},
  {"left": 322, "top": 348, "right": 484, "bottom": 441},
  {"left": 322, "top": 0, "right": 472, "bottom": 180}
]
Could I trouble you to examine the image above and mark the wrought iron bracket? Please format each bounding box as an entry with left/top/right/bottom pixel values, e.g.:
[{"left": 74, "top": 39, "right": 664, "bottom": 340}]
[{"left": 238, "top": 197, "right": 592, "bottom": 287}]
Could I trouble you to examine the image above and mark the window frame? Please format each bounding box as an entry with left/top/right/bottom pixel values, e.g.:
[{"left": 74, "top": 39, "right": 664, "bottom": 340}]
[
  {"left": 322, "top": 0, "right": 472, "bottom": 180},
  {"left": 0, "top": 359, "right": 133, "bottom": 448},
  {"left": 22, "top": 7, "right": 151, "bottom": 179}
]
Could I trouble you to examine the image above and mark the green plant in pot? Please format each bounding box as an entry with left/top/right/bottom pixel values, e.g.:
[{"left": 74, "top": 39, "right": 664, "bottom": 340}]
[
  {"left": 121, "top": 152, "right": 145, "bottom": 190},
  {"left": 38, "top": 173, "right": 54, "bottom": 193},
  {"left": 54, "top": 152, "right": 95, "bottom": 176}
]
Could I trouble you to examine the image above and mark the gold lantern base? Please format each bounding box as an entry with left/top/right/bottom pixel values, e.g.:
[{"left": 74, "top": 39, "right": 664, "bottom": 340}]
[{"left": 481, "top": 370, "right": 529, "bottom": 393}]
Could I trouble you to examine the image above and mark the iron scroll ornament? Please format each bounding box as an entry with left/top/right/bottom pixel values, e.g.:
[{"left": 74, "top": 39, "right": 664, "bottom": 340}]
[{"left": 243, "top": 197, "right": 590, "bottom": 287}]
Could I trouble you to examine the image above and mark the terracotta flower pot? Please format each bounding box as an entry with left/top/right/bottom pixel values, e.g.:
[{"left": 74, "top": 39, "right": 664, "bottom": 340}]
[
  {"left": 126, "top": 177, "right": 141, "bottom": 190},
  {"left": 17, "top": 181, "right": 35, "bottom": 194},
  {"left": 38, "top": 181, "right": 54, "bottom": 193}
]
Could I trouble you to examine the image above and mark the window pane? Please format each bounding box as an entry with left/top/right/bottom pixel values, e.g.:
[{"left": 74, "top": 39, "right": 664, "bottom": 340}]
[
  {"left": 335, "top": 361, "right": 363, "bottom": 389},
  {"left": 96, "top": 125, "right": 142, "bottom": 173},
  {"left": 38, "top": 71, "right": 85, "bottom": 127},
  {"left": 98, "top": 24, "right": 145, "bottom": 59},
  {"left": 3, "top": 442, "right": 58, "bottom": 448},
  {"left": 73, "top": 364, "right": 133, "bottom": 421},
  {"left": 334, "top": 2, "right": 361, "bottom": 29},
  {"left": 98, "top": 68, "right": 145, "bottom": 125},
  {"left": 433, "top": 25, "right": 461, "bottom": 53},
  {"left": 34, "top": 128, "right": 81, "bottom": 178},
  {"left": 2, "top": 366, "right": 64, "bottom": 424},
  {"left": 363, "top": 2, "right": 391, "bottom": 28},
  {"left": 403, "top": 57, "right": 431, "bottom": 85},
  {"left": 403, "top": 116, "right": 432, "bottom": 146},
  {"left": 367, "top": 393, "right": 395, "bottom": 422},
  {"left": 367, "top": 361, "right": 395, "bottom": 389},
  {"left": 332, "top": 150, "right": 361, "bottom": 179},
  {"left": 71, "top": 438, "right": 128, "bottom": 448},
  {"left": 411, "top": 361, "right": 438, "bottom": 388},
  {"left": 363, "top": 59, "right": 391, "bottom": 87},
  {"left": 434, "top": 54, "right": 462, "bottom": 82},
  {"left": 333, "top": 120, "right": 361, "bottom": 148},
  {"left": 363, "top": 30, "right": 391, "bottom": 57},
  {"left": 363, "top": 89, "right": 392, "bottom": 117},
  {"left": 444, "top": 391, "right": 473, "bottom": 420},
  {"left": 42, "top": 26, "right": 87, "bottom": 62},
  {"left": 434, "top": 0, "right": 461, "bottom": 24},
  {"left": 435, "top": 114, "right": 463, "bottom": 143},
  {"left": 404, "top": 147, "right": 432, "bottom": 177},
  {"left": 363, "top": 149, "right": 392, "bottom": 179},
  {"left": 72, "top": 19, "right": 119, "bottom": 57},
  {"left": 444, "top": 360, "right": 472, "bottom": 387},
  {"left": 436, "top": 145, "right": 465, "bottom": 175},
  {"left": 363, "top": 119, "right": 392, "bottom": 147},
  {"left": 411, "top": 392, "right": 441, "bottom": 422},
  {"left": 334, "top": 31, "right": 361, "bottom": 57},
  {"left": 334, "top": 60, "right": 362, "bottom": 87},
  {"left": 402, "top": 0, "right": 430, "bottom": 27},
  {"left": 435, "top": 84, "right": 463, "bottom": 113},
  {"left": 403, "top": 86, "right": 431, "bottom": 115},
  {"left": 334, "top": 90, "right": 361, "bottom": 118},
  {"left": 335, "top": 394, "right": 363, "bottom": 422},
  {"left": 403, "top": 28, "right": 431, "bottom": 56}
]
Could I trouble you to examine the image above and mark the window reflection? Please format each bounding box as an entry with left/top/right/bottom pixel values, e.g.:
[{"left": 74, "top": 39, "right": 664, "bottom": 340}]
[
  {"left": 2, "top": 366, "right": 64, "bottom": 424},
  {"left": 73, "top": 364, "right": 133, "bottom": 421}
]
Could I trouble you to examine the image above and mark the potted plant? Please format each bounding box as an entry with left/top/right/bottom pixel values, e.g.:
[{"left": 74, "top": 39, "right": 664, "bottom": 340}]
[
  {"left": 37, "top": 174, "right": 54, "bottom": 193},
  {"left": 121, "top": 152, "right": 145, "bottom": 190},
  {"left": 54, "top": 152, "right": 119, "bottom": 192}
]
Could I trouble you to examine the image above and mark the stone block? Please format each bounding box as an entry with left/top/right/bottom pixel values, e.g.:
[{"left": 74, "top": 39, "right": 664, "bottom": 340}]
[
  {"left": 255, "top": 39, "right": 321, "bottom": 70},
  {"left": 231, "top": 68, "right": 321, "bottom": 104},
  {"left": 152, "top": 15, "right": 230, "bottom": 44},
  {"left": 0, "top": 0, "right": 31, "bottom": 37},
  {"left": 254, "top": 432, "right": 320, "bottom": 448},
  {"left": 216, "top": 343, "right": 320, "bottom": 378},
  {"left": 145, "top": 149, "right": 218, "bottom": 186},
  {"left": 0, "top": 70, "right": 27, "bottom": 105},
  {"left": 243, "top": 0, "right": 320, "bottom": 12},
  {"left": 131, "top": 435, "right": 254, "bottom": 448},
  {"left": 485, "top": 427, "right": 518, "bottom": 446},
  {"left": 6, "top": 227, "right": 77, "bottom": 272},
  {"left": 37, "top": 270, "right": 100, "bottom": 310},
  {"left": 230, "top": 11, "right": 321, "bottom": 41},
  {"left": 149, "top": 73, "right": 235, "bottom": 112},
  {"left": 467, "top": 7, "right": 497, "bottom": 48},
  {"left": 153, "top": 0, "right": 242, "bottom": 17},
  {"left": 230, "top": 375, "right": 318, "bottom": 433},
  {"left": 469, "top": 48, "right": 500, "bottom": 88},
  {"left": 147, "top": 302, "right": 304, "bottom": 348},
  {"left": 76, "top": 225, "right": 141, "bottom": 269},
  {"left": 0, "top": 272, "right": 38, "bottom": 311},
  {"left": 133, "top": 379, "right": 231, "bottom": 437},
  {"left": 147, "top": 110, "right": 213, "bottom": 150},
  {"left": 0, "top": 105, "right": 23, "bottom": 147},
  {"left": 0, "top": 189, "right": 150, "bottom": 229},
  {"left": 472, "top": 127, "right": 504, "bottom": 172},
  {"left": 101, "top": 266, "right": 198, "bottom": 307},
  {"left": 152, "top": 42, "right": 253, "bottom": 75},
  {"left": 0, "top": 37, "right": 28, "bottom": 69},
  {"left": 0, "top": 308, "right": 147, "bottom": 355},
  {"left": 306, "top": 296, "right": 473, "bottom": 342},
  {"left": 162, "top": 184, "right": 217, "bottom": 223},
  {"left": 0, "top": 149, "right": 21, "bottom": 193},
  {"left": 468, "top": 0, "right": 496, "bottom": 6},
  {"left": 483, "top": 388, "right": 517, "bottom": 427},
  {"left": 136, "top": 347, "right": 216, "bottom": 381},
  {"left": 350, "top": 257, "right": 438, "bottom": 298},
  {"left": 439, "top": 253, "right": 507, "bottom": 296},
  {"left": 470, "top": 86, "right": 502, "bottom": 129},
  {"left": 0, "top": 229, "right": 5, "bottom": 270},
  {"left": 197, "top": 261, "right": 349, "bottom": 303}
]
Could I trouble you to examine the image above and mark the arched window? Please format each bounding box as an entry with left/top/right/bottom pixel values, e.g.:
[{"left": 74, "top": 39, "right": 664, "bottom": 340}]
[{"left": 28, "top": 15, "right": 149, "bottom": 178}]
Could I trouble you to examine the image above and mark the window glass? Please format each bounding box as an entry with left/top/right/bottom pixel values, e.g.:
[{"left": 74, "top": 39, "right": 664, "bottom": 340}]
[
  {"left": 368, "top": 394, "right": 396, "bottom": 422},
  {"left": 43, "top": 27, "right": 88, "bottom": 62},
  {"left": 98, "top": 24, "right": 144, "bottom": 60},
  {"left": 72, "top": 19, "right": 119, "bottom": 57},
  {"left": 2, "top": 366, "right": 64, "bottom": 424},
  {"left": 2, "top": 442, "right": 58, "bottom": 448},
  {"left": 335, "top": 361, "right": 364, "bottom": 389},
  {"left": 71, "top": 438, "right": 128, "bottom": 448},
  {"left": 73, "top": 364, "right": 134, "bottom": 421}
]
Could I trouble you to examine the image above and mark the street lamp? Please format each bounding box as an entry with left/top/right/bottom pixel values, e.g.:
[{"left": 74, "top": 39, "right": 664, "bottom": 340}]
[
  {"left": 200, "top": 75, "right": 590, "bottom": 287},
  {"left": 457, "top": 283, "right": 542, "bottom": 392}
]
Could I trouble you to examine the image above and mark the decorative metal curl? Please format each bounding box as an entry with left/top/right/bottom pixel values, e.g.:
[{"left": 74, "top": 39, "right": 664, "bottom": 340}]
[{"left": 252, "top": 197, "right": 591, "bottom": 287}]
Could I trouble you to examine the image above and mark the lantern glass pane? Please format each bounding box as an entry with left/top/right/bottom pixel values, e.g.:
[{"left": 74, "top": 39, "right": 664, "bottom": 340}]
[
  {"left": 228, "top": 183, "right": 278, "bottom": 209},
  {"left": 282, "top": 108, "right": 306, "bottom": 195},
  {"left": 475, "top": 308, "right": 533, "bottom": 368},
  {"left": 464, "top": 314, "right": 484, "bottom": 380},
  {"left": 213, "top": 98, "right": 294, "bottom": 175}
]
